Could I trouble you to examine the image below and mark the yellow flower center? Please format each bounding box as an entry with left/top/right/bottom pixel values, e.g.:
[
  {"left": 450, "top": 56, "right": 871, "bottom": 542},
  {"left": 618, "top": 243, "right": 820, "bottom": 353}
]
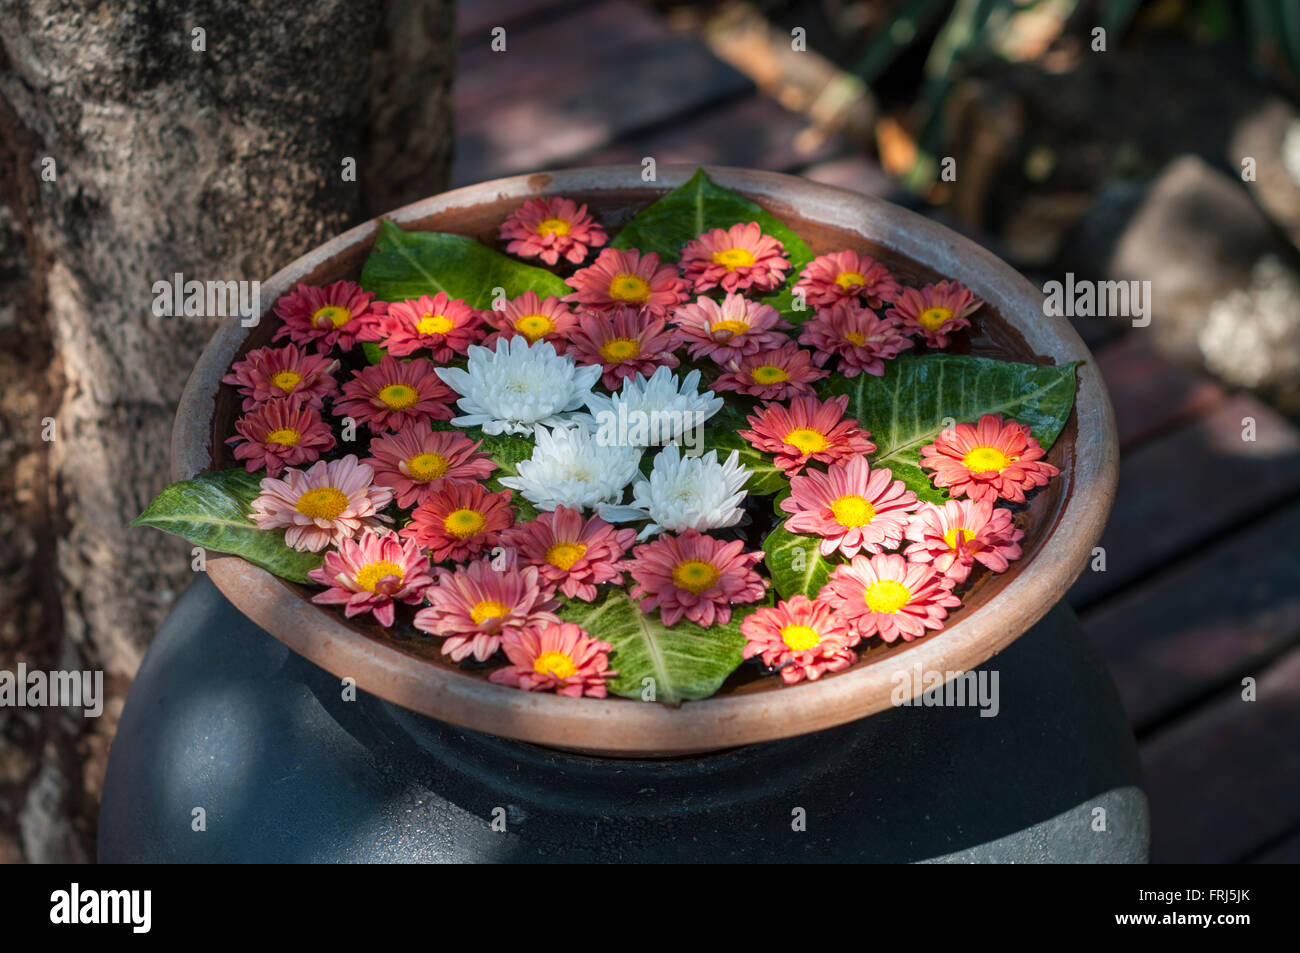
[
  {"left": 295, "top": 486, "right": 349, "bottom": 520},
  {"left": 536, "top": 217, "right": 572, "bottom": 237},
  {"left": 379, "top": 383, "right": 419, "bottom": 410},
  {"left": 712, "top": 247, "right": 756, "bottom": 270},
  {"left": 600, "top": 337, "right": 642, "bottom": 362},
  {"left": 844, "top": 331, "right": 866, "bottom": 346},
  {"left": 545, "top": 541, "right": 588, "bottom": 571},
  {"left": 265, "top": 427, "right": 302, "bottom": 447},
  {"left": 313, "top": 305, "right": 351, "bottom": 329},
  {"left": 961, "top": 446, "right": 1013, "bottom": 473},
  {"left": 443, "top": 508, "right": 486, "bottom": 539},
  {"left": 779, "top": 624, "right": 822, "bottom": 652},
  {"left": 750, "top": 365, "right": 789, "bottom": 385},
  {"left": 271, "top": 369, "right": 303, "bottom": 393},
  {"left": 608, "top": 273, "right": 651, "bottom": 303},
  {"left": 783, "top": 427, "right": 828, "bottom": 455},
  {"left": 864, "top": 579, "right": 911, "bottom": 614},
  {"left": 405, "top": 452, "right": 450, "bottom": 482},
  {"left": 470, "top": 599, "right": 511, "bottom": 627},
  {"left": 830, "top": 494, "right": 875, "bottom": 527},
  {"left": 533, "top": 650, "right": 578, "bottom": 679},
  {"left": 709, "top": 319, "right": 751, "bottom": 338},
  {"left": 514, "top": 313, "right": 555, "bottom": 341},
  {"left": 354, "top": 560, "right": 405, "bottom": 593},
  {"left": 943, "top": 527, "right": 977, "bottom": 551},
  {"left": 671, "top": 559, "right": 720, "bottom": 594},
  {"left": 834, "top": 270, "right": 865, "bottom": 291},
  {"left": 918, "top": 306, "right": 954, "bottom": 331},
  {"left": 416, "top": 313, "right": 455, "bottom": 335}
]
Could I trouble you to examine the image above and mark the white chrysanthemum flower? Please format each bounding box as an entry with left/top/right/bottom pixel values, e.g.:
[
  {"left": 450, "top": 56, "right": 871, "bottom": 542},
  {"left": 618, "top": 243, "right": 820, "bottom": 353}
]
[
  {"left": 499, "top": 424, "right": 643, "bottom": 512},
  {"left": 598, "top": 444, "right": 749, "bottom": 538},
  {"left": 582, "top": 366, "right": 725, "bottom": 448},
  {"left": 435, "top": 337, "right": 601, "bottom": 435}
]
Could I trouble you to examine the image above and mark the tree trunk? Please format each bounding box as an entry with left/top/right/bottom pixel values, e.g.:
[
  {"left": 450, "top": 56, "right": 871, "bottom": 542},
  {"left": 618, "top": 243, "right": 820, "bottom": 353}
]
[{"left": 0, "top": 0, "right": 455, "bottom": 862}]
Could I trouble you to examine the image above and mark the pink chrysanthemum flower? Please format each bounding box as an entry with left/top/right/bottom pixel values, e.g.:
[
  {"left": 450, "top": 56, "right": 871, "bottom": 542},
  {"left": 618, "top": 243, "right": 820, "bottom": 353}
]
[
  {"left": 498, "top": 505, "right": 637, "bottom": 602},
  {"left": 498, "top": 196, "right": 608, "bottom": 266},
  {"left": 903, "top": 499, "right": 1025, "bottom": 585},
  {"left": 307, "top": 529, "right": 434, "bottom": 627},
  {"left": 490, "top": 622, "right": 617, "bottom": 697},
  {"left": 249, "top": 455, "right": 394, "bottom": 553},
  {"left": 363, "top": 423, "right": 496, "bottom": 509},
  {"left": 779, "top": 455, "right": 918, "bottom": 558},
  {"left": 413, "top": 559, "right": 561, "bottom": 663},
  {"left": 738, "top": 393, "right": 876, "bottom": 476},
  {"left": 670, "top": 293, "right": 792, "bottom": 364},
  {"left": 711, "top": 344, "right": 828, "bottom": 401},
  {"left": 798, "top": 301, "right": 914, "bottom": 377},
  {"left": 741, "top": 595, "right": 857, "bottom": 684},
  {"left": 481, "top": 291, "right": 578, "bottom": 352},
  {"left": 221, "top": 343, "right": 340, "bottom": 412},
  {"left": 887, "top": 280, "right": 983, "bottom": 348},
  {"left": 563, "top": 248, "right": 689, "bottom": 320},
  {"left": 919, "top": 413, "right": 1060, "bottom": 504},
  {"left": 678, "top": 222, "right": 791, "bottom": 294},
  {"left": 566, "top": 308, "right": 680, "bottom": 390},
  {"left": 335, "top": 355, "right": 456, "bottom": 433},
  {"left": 819, "top": 553, "right": 961, "bottom": 643},
  {"left": 793, "top": 250, "right": 900, "bottom": 310},
  {"left": 399, "top": 481, "right": 514, "bottom": 564},
  {"left": 627, "top": 530, "right": 767, "bottom": 628},
  {"left": 364, "top": 293, "right": 483, "bottom": 361},
  {"left": 226, "top": 398, "right": 336, "bottom": 478},
  {"left": 272, "top": 281, "right": 386, "bottom": 354}
]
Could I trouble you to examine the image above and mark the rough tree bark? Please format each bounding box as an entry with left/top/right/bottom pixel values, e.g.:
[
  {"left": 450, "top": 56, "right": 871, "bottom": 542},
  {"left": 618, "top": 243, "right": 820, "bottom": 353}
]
[{"left": 0, "top": 0, "right": 455, "bottom": 862}]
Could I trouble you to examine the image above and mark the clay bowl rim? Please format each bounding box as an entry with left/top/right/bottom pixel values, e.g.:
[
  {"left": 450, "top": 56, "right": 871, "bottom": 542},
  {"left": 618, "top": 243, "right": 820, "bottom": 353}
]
[{"left": 172, "top": 164, "right": 1118, "bottom": 757}]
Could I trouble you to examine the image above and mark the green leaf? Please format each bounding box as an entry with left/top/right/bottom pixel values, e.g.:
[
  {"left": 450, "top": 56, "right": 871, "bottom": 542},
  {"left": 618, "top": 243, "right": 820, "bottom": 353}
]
[
  {"left": 559, "top": 589, "right": 754, "bottom": 705},
  {"left": 820, "top": 354, "right": 1078, "bottom": 504},
  {"left": 360, "top": 341, "right": 386, "bottom": 364},
  {"left": 762, "top": 523, "right": 835, "bottom": 600},
  {"left": 132, "top": 469, "right": 324, "bottom": 584},
  {"left": 700, "top": 405, "right": 789, "bottom": 496},
  {"left": 360, "top": 219, "right": 571, "bottom": 307}
]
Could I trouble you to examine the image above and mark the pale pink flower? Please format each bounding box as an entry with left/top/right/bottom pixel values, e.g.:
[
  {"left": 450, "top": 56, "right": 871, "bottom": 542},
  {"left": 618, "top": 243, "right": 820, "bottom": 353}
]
[
  {"left": 741, "top": 595, "right": 857, "bottom": 684},
  {"left": 887, "top": 280, "right": 983, "bottom": 348},
  {"left": 902, "top": 499, "right": 1024, "bottom": 584},
  {"left": 778, "top": 455, "right": 918, "bottom": 558},
  {"left": 563, "top": 248, "right": 688, "bottom": 319},
  {"left": 498, "top": 506, "right": 636, "bottom": 601},
  {"left": 249, "top": 455, "right": 394, "bottom": 553},
  {"left": 481, "top": 291, "right": 578, "bottom": 352},
  {"left": 818, "top": 553, "right": 961, "bottom": 643},
  {"left": 413, "top": 560, "right": 561, "bottom": 663},
  {"left": 711, "top": 344, "right": 829, "bottom": 401},
  {"left": 307, "top": 529, "right": 434, "bottom": 627},
  {"left": 670, "top": 293, "right": 791, "bottom": 364},
  {"left": 793, "top": 250, "right": 900, "bottom": 310},
  {"left": 678, "top": 221, "right": 790, "bottom": 294},
  {"left": 499, "top": 196, "right": 608, "bottom": 266},
  {"left": 489, "top": 622, "right": 617, "bottom": 697}
]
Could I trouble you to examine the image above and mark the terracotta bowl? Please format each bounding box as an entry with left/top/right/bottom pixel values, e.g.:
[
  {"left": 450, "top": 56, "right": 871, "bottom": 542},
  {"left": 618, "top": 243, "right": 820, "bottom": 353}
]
[{"left": 172, "top": 165, "right": 1118, "bottom": 757}]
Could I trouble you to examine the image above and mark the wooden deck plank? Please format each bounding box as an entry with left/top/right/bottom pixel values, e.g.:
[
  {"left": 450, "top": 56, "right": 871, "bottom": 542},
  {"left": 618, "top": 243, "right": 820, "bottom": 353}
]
[{"left": 1095, "top": 334, "right": 1226, "bottom": 451}]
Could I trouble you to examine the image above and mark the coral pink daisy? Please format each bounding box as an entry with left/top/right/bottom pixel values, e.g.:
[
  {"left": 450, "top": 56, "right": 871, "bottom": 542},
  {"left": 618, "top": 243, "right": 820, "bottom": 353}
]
[
  {"left": 779, "top": 455, "right": 918, "bottom": 558},
  {"left": 227, "top": 398, "right": 336, "bottom": 477},
  {"left": 903, "top": 499, "right": 1025, "bottom": 585},
  {"left": 793, "top": 250, "right": 900, "bottom": 310},
  {"left": 711, "top": 344, "right": 828, "bottom": 401},
  {"left": 272, "top": 281, "right": 386, "bottom": 353},
  {"left": 498, "top": 196, "right": 608, "bottom": 266},
  {"left": 335, "top": 355, "right": 456, "bottom": 432},
  {"left": 678, "top": 221, "right": 791, "bottom": 294},
  {"left": 363, "top": 423, "right": 496, "bottom": 508},
  {"left": 739, "top": 393, "right": 876, "bottom": 476},
  {"left": 627, "top": 530, "right": 767, "bottom": 628},
  {"left": 563, "top": 248, "right": 688, "bottom": 320},
  {"left": 920, "top": 413, "right": 1060, "bottom": 504},
  {"left": 489, "top": 622, "right": 617, "bottom": 697},
  {"left": 798, "top": 300, "right": 914, "bottom": 377},
  {"left": 819, "top": 553, "right": 961, "bottom": 643},
  {"left": 307, "top": 529, "right": 434, "bottom": 627},
  {"left": 498, "top": 505, "right": 637, "bottom": 602},
  {"left": 741, "top": 595, "right": 857, "bottom": 684},
  {"left": 221, "top": 343, "right": 340, "bottom": 412},
  {"left": 670, "top": 293, "right": 792, "bottom": 364},
  {"left": 481, "top": 291, "right": 578, "bottom": 352},
  {"left": 399, "top": 481, "right": 514, "bottom": 564},
  {"left": 363, "top": 292, "right": 483, "bottom": 361},
  {"left": 413, "top": 559, "right": 561, "bottom": 663},
  {"left": 887, "top": 280, "right": 983, "bottom": 348},
  {"left": 249, "top": 455, "right": 394, "bottom": 553},
  {"left": 566, "top": 308, "right": 680, "bottom": 390}
]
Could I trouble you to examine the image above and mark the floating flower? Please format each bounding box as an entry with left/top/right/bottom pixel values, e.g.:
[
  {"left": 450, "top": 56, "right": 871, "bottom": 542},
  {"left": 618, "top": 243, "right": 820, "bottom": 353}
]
[
  {"left": 249, "top": 455, "right": 393, "bottom": 552},
  {"left": 563, "top": 247, "right": 688, "bottom": 319},
  {"left": 364, "top": 292, "right": 483, "bottom": 361},
  {"left": 499, "top": 505, "right": 637, "bottom": 601},
  {"left": 400, "top": 481, "right": 514, "bottom": 564},
  {"left": 798, "top": 300, "right": 914, "bottom": 377},
  {"left": 566, "top": 308, "right": 680, "bottom": 390},
  {"left": 583, "top": 366, "right": 723, "bottom": 448},
  {"left": 793, "top": 250, "right": 900, "bottom": 310},
  {"left": 739, "top": 393, "right": 876, "bottom": 476},
  {"left": 711, "top": 344, "right": 828, "bottom": 401},
  {"left": 435, "top": 337, "right": 601, "bottom": 436},
  {"left": 599, "top": 444, "right": 749, "bottom": 539},
  {"left": 413, "top": 560, "right": 561, "bottom": 663},
  {"left": 363, "top": 423, "right": 496, "bottom": 508},
  {"left": 335, "top": 355, "right": 456, "bottom": 433},
  {"left": 226, "top": 398, "right": 336, "bottom": 477},
  {"left": 272, "top": 280, "right": 385, "bottom": 353},
  {"left": 919, "top": 413, "right": 1060, "bottom": 504},
  {"left": 490, "top": 622, "right": 617, "bottom": 697},
  {"left": 307, "top": 529, "right": 434, "bottom": 627},
  {"left": 678, "top": 222, "right": 790, "bottom": 294},
  {"left": 903, "top": 499, "right": 1024, "bottom": 584},
  {"left": 221, "top": 343, "right": 340, "bottom": 412},
  {"left": 670, "top": 293, "right": 792, "bottom": 365},
  {"left": 627, "top": 530, "right": 767, "bottom": 627},
  {"left": 499, "top": 424, "right": 643, "bottom": 513},
  {"left": 499, "top": 196, "right": 608, "bottom": 266},
  {"left": 819, "top": 554, "right": 960, "bottom": 643},
  {"left": 481, "top": 291, "right": 577, "bottom": 352},
  {"left": 779, "top": 455, "right": 918, "bottom": 557},
  {"left": 887, "top": 280, "right": 983, "bottom": 348},
  {"left": 741, "top": 595, "right": 857, "bottom": 684}
]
